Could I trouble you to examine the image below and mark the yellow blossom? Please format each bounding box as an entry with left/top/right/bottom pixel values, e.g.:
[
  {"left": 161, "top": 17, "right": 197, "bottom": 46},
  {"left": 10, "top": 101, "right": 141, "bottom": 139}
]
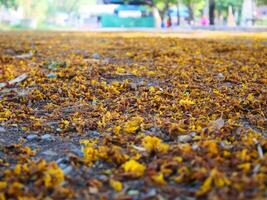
[
  {"left": 0, "top": 182, "right": 7, "bottom": 190},
  {"left": 123, "top": 116, "right": 144, "bottom": 134},
  {"left": 148, "top": 86, "right": 155, "bottom": 92},
  {"left": 14, "top": 164, "right": 21, "bottom": 175},
  {"left": 142, "top": 136, "right": 169, "bottom": 153},
  {"left": 0, "top": 193, "right": 5, "bottom": 200},
  {"left": 44, "top": 163, "right": 64, "bottom": 187},
  {"left": 122, "top": 160, "right": 145, "bottom": 177},
  {"left": 113, "top": 125, "right": 121, "bottom": 135},
  {"left": 151, "top": 173, "right": 166, "bottom": 185},
  {"left": 197, "top": 176, "right": 213, "bottom": 196},
  {"left": 238, "top": 163, "right": 251, "bottom": 172},
  {"left": 196, "top": 168, "right": 230, "bottom": 196},
  {"left": 179, "top": 99, "right": 195, "bottom": 106},
  {"left": 8, "top": 182, "right": 23, "bottom": 195},
  {"left": 109, "top": 179, "right": 123, "bottom": 192},
  {"left": 247, "top": 93, "right": 254, "bottom": 101}
]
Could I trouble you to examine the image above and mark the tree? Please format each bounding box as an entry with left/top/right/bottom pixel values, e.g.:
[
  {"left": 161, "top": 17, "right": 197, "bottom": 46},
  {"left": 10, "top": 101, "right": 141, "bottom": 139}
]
[
  {"left": 150, "top": 0, "right": 177, "bottom": 25},
  {"left": 47, "top": 0, "right": 85, "bottom": 15},
  {"left": 176, "top": 0, "right": 180, "bottom": 25},
  {"left": 181, "top": 0, "right": 205, "bottom": 24},
  {"left": 209, "top": 0, "right": 215, "bottom": 25},
  {"left": 215, "top": 0, "right": 243, "bottom": 25},
  {"left": 0, "top": 0, "right": 17, "bottom": 8},
  {"left": 182, "top": 0, "right": 194, "bottom": 23},
  {"left": 16, "top": 0, "right": 48, "bottom": 21},
  {"left": 257, "top": 0, "right": 267, "bottom": 5}
]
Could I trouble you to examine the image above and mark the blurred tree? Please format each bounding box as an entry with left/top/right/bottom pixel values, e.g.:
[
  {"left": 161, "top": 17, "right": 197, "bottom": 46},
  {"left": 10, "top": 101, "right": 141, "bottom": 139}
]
[
  {"left": 16, "top": 0, "right": 48, "bottom": 24},
  {"left": 182, "top": 0, "right": 205, "bottom": 24},
  {"left": 48, "top": 0, "right": 78, "bottom": 15},
  {"left": 176, "top": 0, "right": 180, "bottom": 25},
  {"left": 216, "top": 0, "right": 243, "bottom": 25},
  {"left": 257, "top": 0, "right": 267, "bottom": 5},
  {"left": 0, "top": 0, "right": 97, "bottom": 27},
  {"left": 209, "top": 0, "right": 215, "bottom": 25},
  {"left": 156, "top": 0, "right": 177, "bottom": 21},
  {"left": 148, "top": 0, "right": 177, "bottom": 25},
  {"left": 182, "top": 0, "right": 194, "bottom": 22},
  {"left": 124, "top": 0, "right": 204, "bottom": 25},
  {"left": 47, "top": 0, "right": 95, "bottom": 15},
  {"left": 0, "top": 0, "right": 17, "bottom": 8}
]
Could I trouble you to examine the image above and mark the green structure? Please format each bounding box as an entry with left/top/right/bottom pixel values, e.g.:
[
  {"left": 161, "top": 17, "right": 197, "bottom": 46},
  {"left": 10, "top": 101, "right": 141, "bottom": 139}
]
[{"left": 101, "top": 5, "right": 155, "bottom": 28}]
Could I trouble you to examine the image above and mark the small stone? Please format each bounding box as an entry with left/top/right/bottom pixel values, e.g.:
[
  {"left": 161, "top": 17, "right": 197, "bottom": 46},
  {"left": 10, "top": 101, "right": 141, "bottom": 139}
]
[
  {"left": 223, "top": 82, "right": 233, "bottom": 88},
  {"left": 145, "top": 188, "right": 156, "bottom": 197},
  {"left": 217, "top": 73, "right": 224, "bottom": 79},
  {"left": 15, "top": 51, "right": 33, "bottom": 59},
  {"left": 158, "top": 195, "right": 167, "bottom": 200},
  {"left": 4, "top": 48, "right": 15, "bottom": 55},
  {"left": 26, "top": 134, "right": 39, "bottom": 141},
  {"left": 208, "top": 117, "right": 224, "bottom": 131},
  {"left": 0, "top": 126, "right": 6, "bottom": 132},
  {"left": 253, "top": 164, "right": 261, "bottom": 174},
  {"left": 178, "top": 135, "right": 192, "bottom": 143},
  {"left": 175, "top": 197, "right": 196, "bottom": 200},
  {"left": 192, "top": 144, "right": 199, "bottom": 150},
  {"left": 128, "top": 190, "right": 139, "bottom": 196},
  {"left": 189, "top": 132, "right": 197, "bottom": 137},
  {"left": 92, "top": 53, "right": 100, "bottom": 59},
  {"left": 0, "top": 83, "right": 7, "bottom": 88},
  {"left": 47, "top": 61, "right": 66, "bottom": 70},
  {"left": 98, "top": 175, "right": 108, "bottom": 182},
  {"left": 56, "top": 157, "right": 69, "bottom": 165},
  {"left": 41, "top": 134, "right": 54, "bottom": 141},
  {"left": 86, "top": 130, "right": 100, "bottom": 138},
  {"left": 59, "top": 163, "right": 68, "bottom": 169},
  {"left": 41, "top": 150, "right": 57, "bottom": 157},
  {"left": 91, "top": 99, "right": 97, "bottom": 106},
  {"left": 103, "top": 58, "right": 111, "bottom": 63},
  {"left": 74, "top": 50, "right": 89, "bottom": 58},
  {"left": 89, "top": 187, "right": 98, "bottom": 194},
  {"left": 47, "top": 73, "right": 57, "bottom": 78},
  {"left": 63, "top": 166, "right": 72, "bottom": 175},
  {"left": 72, "top": 148, "right": 83, "bottom": 157},
  {"left": 219, "top": 141, "right": 233, "bottom": 149},
  {"left": 129, "top": 83, "right": 137, "bottom": 90}
]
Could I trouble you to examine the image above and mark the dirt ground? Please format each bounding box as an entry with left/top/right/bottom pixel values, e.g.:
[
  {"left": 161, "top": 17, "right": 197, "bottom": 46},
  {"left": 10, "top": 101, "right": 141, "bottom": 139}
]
[{"left": 0, "top": 31, "right": 266, "bottom": 200}]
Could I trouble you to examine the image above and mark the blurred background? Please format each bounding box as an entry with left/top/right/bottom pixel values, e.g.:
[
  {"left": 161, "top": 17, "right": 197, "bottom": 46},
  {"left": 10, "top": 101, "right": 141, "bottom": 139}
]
[{"left": 0, "top": 0, "right": 266, "bottom": 30}]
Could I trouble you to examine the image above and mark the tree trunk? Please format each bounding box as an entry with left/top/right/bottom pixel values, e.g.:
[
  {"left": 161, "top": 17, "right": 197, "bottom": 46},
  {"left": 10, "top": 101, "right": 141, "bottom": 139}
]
[
  {"left": 186, "top": 0, "right": 194, "bottom": 25},
  {"left": 166, "top": 4, "right": 172, "bottom": 27},
  {"left": 158, "top": 3, "right": 169, "bottom": 28},
  {"left": 159, "top": 10, "right": 165, "bottom": 27},
  {"left": 152, "top": 6, "right": 162, "bottom": 28},
  {"left": 209, "top": 0, "right": 215, "bottom": 25},
  {"left": 187, "top": 5, "right": 194, "bottom": 24},
  {"left": 177, "top": 0, "right": 180, "bottom": 26}
]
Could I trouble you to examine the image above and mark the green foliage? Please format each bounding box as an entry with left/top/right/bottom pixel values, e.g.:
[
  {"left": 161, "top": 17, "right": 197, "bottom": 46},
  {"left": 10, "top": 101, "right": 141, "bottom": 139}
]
[
  {"left": 152, "top": 0, "right": 177, "bottom": 17},
  {"left": 182, "top": 0, "right": 202, "bottom": 5},
  {"left": 16, "top": 0, "right": 48, "bottom": 23},
  {"left": 257, "top": 0, "right": 267, "bottom": 5},
  {"left": 47, "top": 0, "right": 92, "bottom": 15},
  {"left": 182, "top": 0, "right": 205, "bottom": 19},
  {"left": 0, "top": 0, "right": 17, "bottom": 8},
  {"left": 215, "top": 0, "right": 243, "bottom": 19},
  {"left": 216, "top": 0, "right": 243, "bottom": 11}
]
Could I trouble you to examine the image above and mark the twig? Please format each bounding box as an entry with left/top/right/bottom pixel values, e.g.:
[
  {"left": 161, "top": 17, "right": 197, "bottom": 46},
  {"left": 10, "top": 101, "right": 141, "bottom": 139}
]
[{"left": 0, "top": 73, "right": 28, "bottom": 90}]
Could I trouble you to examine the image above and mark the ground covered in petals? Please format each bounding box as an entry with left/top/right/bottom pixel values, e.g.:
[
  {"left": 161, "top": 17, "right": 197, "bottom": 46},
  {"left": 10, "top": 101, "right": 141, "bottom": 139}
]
[{"left": 0, "top": 31, "right": 266, "bottom": 200}]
